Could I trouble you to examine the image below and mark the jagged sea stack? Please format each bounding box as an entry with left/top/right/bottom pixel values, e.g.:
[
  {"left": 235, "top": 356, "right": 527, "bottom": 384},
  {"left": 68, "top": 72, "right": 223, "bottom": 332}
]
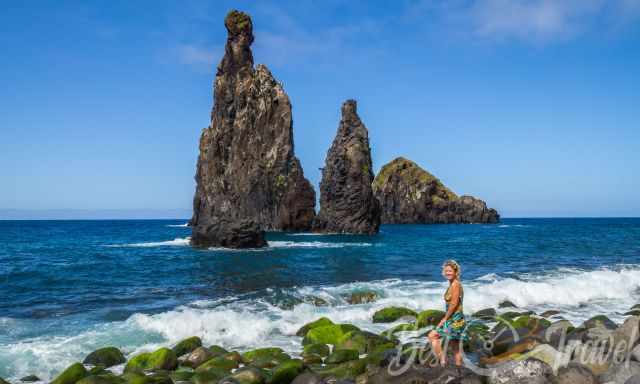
[
  {"left": 313, "top": 100, "right": 381, "bottom": 234},
  {"left": 190, "top": 11, "right": 316, "bottom": 248},
  {"left": 372, "top": 157, "right": 499, "bottom": 224}
]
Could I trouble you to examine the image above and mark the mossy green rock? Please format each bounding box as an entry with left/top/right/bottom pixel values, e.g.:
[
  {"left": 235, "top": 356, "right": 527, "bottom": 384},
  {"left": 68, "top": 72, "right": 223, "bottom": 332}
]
[
  {"left": 121, "top": 372, "right": 171, "bottom": 384},
  {"left": 83, "top": 347, "right": 126, "bottom": 368},
  {"left": 372, "top": 307, "right": 417, "bottom": 323},
  {"left": 311, "top": 358, "right": 367, "bottom": 379},
  {"left": 0, "top": 378, "right": 9, "bottom": 384},
  {"left": 51, "top": 363, "right": 88, "bottom": 384},
  {"left": 582, "top": 314, "right": 617, "bottom": 330},
  {"left": 325, "top": 349, "right": 359, "bottom": 364},
  {"left": 241, "top": 347, "right": 287, "bottom": 364},
  {"left": 124, "top": 348, "right": 178, "bottom": 373},
  {"left": 335, "top": 330, "right": 394, "bottom": 354},
  {"left": 302, "top": 354, "right": 323, "bottom": 365},
  {"left": 230, "top": 367, "right": 267, "bottom": 384},
  {"left": 170, "top": 369, "right": 195, "bottom": 382},
  {"left": 295, "top": 317, "right": 334, "bottom": 337},
  {"left": 195, "top": 356, "right": 238, "bottom": 372},
  {"left": 386, "top": 323, "right": 416, "bottom": 335},
  {"left": 173, "top": 336, "right": 203, "bottom": 357},
  {"left": 208, "top": 345, "right": 228, "bottom": 356},
  {"left": 77, "top": 374, "right": 125, "bottom": 384},
  {"left": 301, "top": 324, "right": 360, "bottom": 346},
  {"left": 511, "top": 315, "right": 550, "bottom": 331},
  {"left": 415, "top": 309, "right": 445, "bottom": 328},
  {"left": 191, "top": 369, "right": 228, "bottom": 384},
  {"left": 222, "top": 351, "right": 243, "bottom": 364},
  {"left": 302, "top": 343, "right": 330, "bottom": 357},
  {"left": 270, "top": 359, "right": 303, "bottom": 384}
]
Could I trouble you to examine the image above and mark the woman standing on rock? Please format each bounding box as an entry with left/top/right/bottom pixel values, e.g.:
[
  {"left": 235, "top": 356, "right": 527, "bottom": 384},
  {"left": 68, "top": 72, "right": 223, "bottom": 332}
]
[{"left": 428, "top": 260, "right": 467, "bottom": 366}]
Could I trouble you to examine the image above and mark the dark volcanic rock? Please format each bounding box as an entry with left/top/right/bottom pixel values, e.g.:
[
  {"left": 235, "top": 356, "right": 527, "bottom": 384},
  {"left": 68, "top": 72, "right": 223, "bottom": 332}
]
[
  {"left": 312, "top": 100, "right": 381, "bottom": 234},
  {"left": 190, "top": 10, "right": 316, "bottom": 248},
  {"left": 372, "top": 157, "right": 499, "bottom": 224}
]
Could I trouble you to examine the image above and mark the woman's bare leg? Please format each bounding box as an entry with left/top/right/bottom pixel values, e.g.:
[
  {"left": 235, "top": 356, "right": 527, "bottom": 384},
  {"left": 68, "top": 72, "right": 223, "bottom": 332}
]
[
  {"left": 428, "top": 330, "right": 446, "bottom": 366},
  {"left": 452, "top": 340, "right": 463, "bottom": 366}
]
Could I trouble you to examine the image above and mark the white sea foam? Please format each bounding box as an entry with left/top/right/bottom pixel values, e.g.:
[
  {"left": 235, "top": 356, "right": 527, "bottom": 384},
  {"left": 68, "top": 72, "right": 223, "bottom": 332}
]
[
  {"left": 166, "top": 223, "right": 189, "bottom": 228},
  {"left": 267, "top": 241, "right": 372, "bottom": 249},
  {"left": 106, "top": 237, "right": 191, "bottom": 247},
  {"left": 2, "top": 265, "right": 639, "bottom": 381}
]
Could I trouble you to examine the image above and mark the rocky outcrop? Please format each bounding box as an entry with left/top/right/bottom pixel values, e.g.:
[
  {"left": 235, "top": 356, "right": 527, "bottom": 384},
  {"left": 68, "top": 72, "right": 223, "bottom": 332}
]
[
  {"left": 190, "top": 10, "right": 316, "bottom": 248},
  {"left": 372, "top": 157, "right": 499, "bottom": 224},
  {"left": 312, "top": 100, "right": 381, "bottom": 234}
]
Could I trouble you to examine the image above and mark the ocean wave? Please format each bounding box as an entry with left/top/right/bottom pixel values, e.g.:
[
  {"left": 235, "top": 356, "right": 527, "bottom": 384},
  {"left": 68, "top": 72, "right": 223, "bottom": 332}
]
[
  {"left": 166, "top": 223, "right": 189, "bottom": 228},
  {"left": 267, "top": 241, "right": 372, "bottom": 249},
  {"left": 106, "top": 237, "right": 191, "bottom": 247},
  {"left": 2, "top": 265, "right": 639, "bottom": 381}
]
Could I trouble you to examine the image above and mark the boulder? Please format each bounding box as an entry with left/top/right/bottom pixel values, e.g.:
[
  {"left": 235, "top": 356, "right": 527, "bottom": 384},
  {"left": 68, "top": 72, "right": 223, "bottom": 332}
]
[
  {"left": 325, "top": 349, "right": 359, "bottom": 364},
  {"left": 241, "top": 347, "right": 287, "bottom": 364},
  {"left": 296, "top": 317, "right": 334, "bottom": 337},
  {"left": 83, "top": 347, "right": 126, "bottom": 368},
  {"left": 487, "top": 357, "right": 553, "bottom": 384},
  {"left": 51, "top": 363, "right": 88, "bottom": 384},
  {"left": 19, "top": 376, "right": 39, "bottom": 382},
  {"left": 372, "top": 157, "right": 499, "bottom": 224},
  {"left": 302, "top": 343, "right": 330, "bottom": 358},
  {"left": 346, "top": 291, "right": 379, "bottom": 305},
  {"left": 77, "top": 374, "right": 124, "bottom": 384},
  {"left": 191, "top": 369, "right": 229, "bottom": 384},
  {"left": 372, "top": 307, "right": 417, "bottom": 323},
  {"left": 302, "top": 324, "right": 359, "bottom": 346},
  {"left": 173, "top": 336, "right": 202, "bottom": 357},
  {"left": 209, "top": 345, "right": 229, "bottom": 356},
  {"left": 183, "top": 346, "right": 214, "bottom": 368},
  {"left": 598, "top": 361, "right": 640, "bottom": 384},
  {"left": 415, "top": 309, "right": 445, "bottom": 328},
  {"left": 190, "top": 10, "right": 316, "bottom": 248},
  {"left": 551, "top": 362, "right": 597, "bottom": 384},
  {"left": 541, "top": 310, "right": 562, "bottom": 318},
  {"left": 473, "top": 308, "right": 498, "bottom": 320},
  {"left": 312, "top": 99, "right": 381, "bottom": 234},
  {"left": 195, "top": 356, "right": 239, "bottom": 372},
  {"left": 499, "top": 300, "right": 517, "bottom": 308},
  {"left": 581, "top": 315, "right": 617, "bottom": 330},
  {"left": 124, "top": 348, "right": 178, "bottom": 373},
  {"left": 367, "top": 365, "right": 482, "bottom": 384},
  {"left": 229, "top": 366, "right": 267, "bottom": 384},
  {"left": 291, "top": 373, "right": 323, "bottom": 384},
  {"left": 271, "top": 359, "right": 304, "bottom": 384}
]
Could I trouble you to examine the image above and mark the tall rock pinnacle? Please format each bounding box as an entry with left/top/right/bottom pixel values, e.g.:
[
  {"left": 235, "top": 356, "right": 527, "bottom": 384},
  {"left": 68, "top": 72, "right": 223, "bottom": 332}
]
[
  {"left": 313, "top": 100, "right": 381, "bottom": 234},
  {"left": 190, "top": 10, "right": 316, "bottom": 248}
]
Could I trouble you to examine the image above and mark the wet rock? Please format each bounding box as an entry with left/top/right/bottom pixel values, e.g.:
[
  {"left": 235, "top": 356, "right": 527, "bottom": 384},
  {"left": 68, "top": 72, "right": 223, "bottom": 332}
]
[
  {"left": 191, "top": 10, "right": 315, "bottom": 248},
  {"left": 581, "top": 315, "right": 617, "bottom": 330},
  {"left": 326, "top": 349, "right": 359, "bottom": 364},
  {"left": 372, "top": 307, "right": 417, "bottom": 323},
  {"left": 302, "top": 324, "right": 359, "bottom": 346},
  {"left": 194, "top": 355, "right": 238, "bottom": 373},
  {"left": 541, "top": 310, "right": 562, "bottom": 318},
  {"left": 229, "top": 366, "right": 267, "bottom": 384},
  {"left": 499, "top": 301, "right": 517, "bottom": 308},
  {"left": 487, "top": 357, "right": 553, "bottom": 384},
  {"left": 183, "top": 346, "right": 214, "bottom": 368},
  {"left": 296, "top": 317, "right": 334, "bottom": 337},
  {"left": 373, "top": 157, "right": 499, "bottom": 224},
  {"left": 415, "top": 309, "right": 445, "bottom": 328},
  {"left": 209, "top": 345, "right": 229, "bottom": 356},
  {"left": 473, "top": 308, "right": 498, "bottom": 320},
  {"left": 191, "top": 369, "right": 229, "bottom": 384},
  {"left": 271, "top": 359, "right": 304, "bottom": 384},
  {"left": 83, "top": 347, "right": 126, "bottom": 368},
  {"left": 51, "top": 363, "right": 88, "bottom": 384},
  {"left": 303, "top": 343, "right": 330, "bottom": 358},
  {"left": 367, "top": 365, "right": 482, "bottom": 384},
  {"left": 291, "top": 373, "right": 323, "bottom": 384},
  {"left": 241, "top": 348, "right": 287, "bottom": 364},
  {"left": 77, "top": 374, "right": 124, "bottom": 384},
  {"left": 346, "top": 291, "right": 379, "bottom": 305},
  {"left": 313, "top": 100, "right": 381, "bottom": 234},
  {"left": 124, "top": 348, "right": 178, "bottom": 373},
  {"left": 551, "top": 362, "right": 597, "bottom": 384},
  {"left": 598, "top": 361, "right": 640, "bottom": 384},
  {"left": 173, "top": 336, "right": 202, "bottom": 357},
  {"left": 542, "top": 320, "right": 574, "bottom": 348}
]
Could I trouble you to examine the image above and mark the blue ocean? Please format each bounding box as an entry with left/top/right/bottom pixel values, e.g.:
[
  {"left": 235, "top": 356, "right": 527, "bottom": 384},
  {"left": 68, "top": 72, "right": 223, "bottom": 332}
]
[{"left": 1, "top": 218, "right": 639, "bottom": 380}]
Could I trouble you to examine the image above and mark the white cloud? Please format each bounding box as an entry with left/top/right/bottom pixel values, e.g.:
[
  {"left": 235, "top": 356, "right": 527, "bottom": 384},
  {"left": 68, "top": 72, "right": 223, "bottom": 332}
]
[{"left": 409, "top": 0, "right": 640, "bottom": 44}]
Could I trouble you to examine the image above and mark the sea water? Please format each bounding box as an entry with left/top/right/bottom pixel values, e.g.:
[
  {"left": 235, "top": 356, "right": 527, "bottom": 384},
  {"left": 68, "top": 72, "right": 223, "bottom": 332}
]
[{"left": 0, "top": 218, "right": 639, "bottom": 379}]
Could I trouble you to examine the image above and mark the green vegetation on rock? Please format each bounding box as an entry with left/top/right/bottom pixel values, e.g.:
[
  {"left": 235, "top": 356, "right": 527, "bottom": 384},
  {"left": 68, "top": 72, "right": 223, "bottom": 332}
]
[
  {"left": 416, "top": 309, "right": 445, "bottom": 328},
  {"left": 51, "top": 363, "right": 88, "bottom": 384},
  {"left": 302, "top": 343, "right": 330, "bottom": 357},
  {"left": 191, "top": 369, "right": 228, "bottom": 384},
  {"left": 295, "top": 317, "right": 334, "bottom": 337},
  {"left": 124, "top": 348, "right": 178, "bottom": 373},
  {"left": 172, "top": 336, "right": 202, "bottom": 357},
  {"left": 325, "top": 349, "right": 359, "bottom": 364},
  {"left": 208, "top": 345, "right": 228, "bottom": 356},
  {"left": 372, "top": 307, "right": 417, "bottom": 323},
  {"left": 83, "top": 347, "right": 126, "bottom": 368},
  {"left": 372, "top": 157, "right": 457, "bottom": 201},
  {"left": 270, "top": 359, "right": 304, "bottom": 384},
  {"left": 195, "top": 355, "right": 238, "bottom": 372},
  {"left": 230, "top": 366, "right": 268, "bottom": 384},
  {"left": 241, "top": 347, "right": 286, "bottom": 364},
  {"left": 77, "top": 374, "right": 124, "bottom": 384}
]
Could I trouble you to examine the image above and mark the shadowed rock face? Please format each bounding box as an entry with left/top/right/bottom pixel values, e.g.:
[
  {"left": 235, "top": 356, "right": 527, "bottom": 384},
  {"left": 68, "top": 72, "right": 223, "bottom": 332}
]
[
  {"left": 191, "top": 10, "right": 316, "bottom": 248},
  {"left": 313, "top": 100, "right": 381, "bottom": 234},
  {"left": 373, "top": 157, "right": 499, "bottom": 224}
]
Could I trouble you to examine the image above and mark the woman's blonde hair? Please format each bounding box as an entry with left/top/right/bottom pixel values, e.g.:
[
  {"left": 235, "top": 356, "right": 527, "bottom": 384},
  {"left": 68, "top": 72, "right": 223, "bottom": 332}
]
[{"left": 442, "top": 259, "right": 461, "bottom": 279}]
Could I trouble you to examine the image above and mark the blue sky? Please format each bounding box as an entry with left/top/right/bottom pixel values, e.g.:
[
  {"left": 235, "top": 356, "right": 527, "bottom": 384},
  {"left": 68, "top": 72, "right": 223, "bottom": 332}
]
[{"left": 1, "top": 0, "right": 639, "bottom": 219}]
